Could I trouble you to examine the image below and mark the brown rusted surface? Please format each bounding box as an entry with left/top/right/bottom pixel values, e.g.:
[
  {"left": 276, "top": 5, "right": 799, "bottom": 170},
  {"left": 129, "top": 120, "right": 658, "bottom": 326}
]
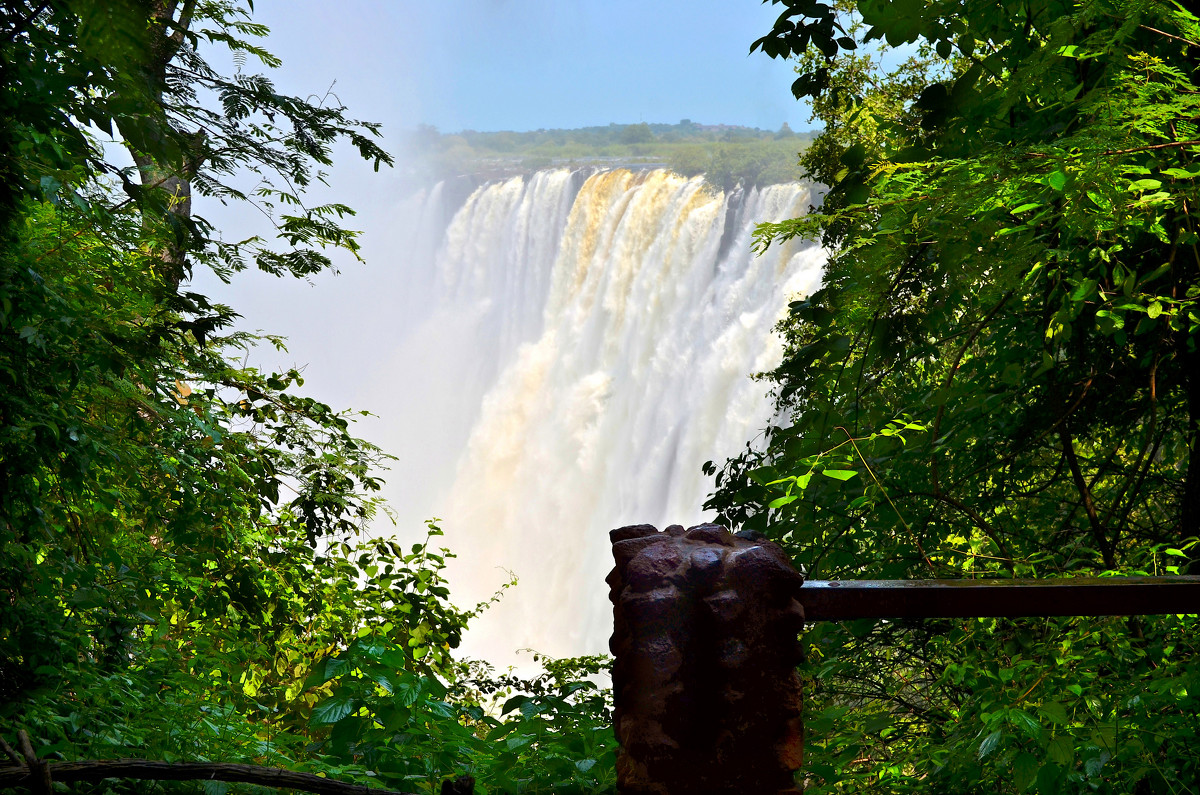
[{"left": 608, "top": 523, "right": 805, "bottom": 795}]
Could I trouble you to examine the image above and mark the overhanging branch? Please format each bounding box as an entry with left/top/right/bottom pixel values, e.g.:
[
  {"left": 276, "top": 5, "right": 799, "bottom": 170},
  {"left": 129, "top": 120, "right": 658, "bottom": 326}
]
[{"left": 0, "top": 760, "right": 419, "bottom": 795}]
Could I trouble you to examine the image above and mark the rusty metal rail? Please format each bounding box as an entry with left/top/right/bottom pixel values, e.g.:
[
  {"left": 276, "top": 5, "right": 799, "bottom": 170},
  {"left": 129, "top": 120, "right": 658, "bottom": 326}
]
[{"left": 798, "top": 576, "right": 1200, "bottom": 621}]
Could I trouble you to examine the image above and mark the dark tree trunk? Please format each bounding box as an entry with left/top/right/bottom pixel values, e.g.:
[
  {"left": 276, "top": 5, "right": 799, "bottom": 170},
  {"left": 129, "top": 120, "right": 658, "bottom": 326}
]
[
  {"left": 126, "top": 0, "right": 201, "bottom": 291},
  {"left": 1181, "top": 346, "right": 1199, "bottom": 572}
]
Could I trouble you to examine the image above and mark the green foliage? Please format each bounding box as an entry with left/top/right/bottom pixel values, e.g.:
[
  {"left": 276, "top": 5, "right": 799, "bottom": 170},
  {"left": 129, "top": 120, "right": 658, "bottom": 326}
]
[
  {"left": 665, "top": 139, "right": 812, "bottom": 191},
  {"left": 1, "top": 3, "right": 613, "bottom": 793},
  {"left": 303, "top": 647, "right": 616, "bottom": 794},
  {"left": 798, "top": 611, "right": 1200, "bottom": 794},
  {"left": 403, "top": 121, "right": 814, "bottom": 190},
  {"left": 619, "top": 123, "right": 654, "bottom": 145},
  {"left": 709, "top": 0, "right": 1200, "bottom": 791},
  {"left": 2, "top": 0, "right": 391, "bottom": 283}
]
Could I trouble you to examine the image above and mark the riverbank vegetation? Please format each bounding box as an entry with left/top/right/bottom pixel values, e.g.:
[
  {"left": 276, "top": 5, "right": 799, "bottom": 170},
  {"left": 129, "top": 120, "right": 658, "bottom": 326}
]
[
  {"left": 404, "top": 121, "right": 814, "bottom": 190},
  {"left": 707, "top": 0, "right": 1200, "bottom": 791}
]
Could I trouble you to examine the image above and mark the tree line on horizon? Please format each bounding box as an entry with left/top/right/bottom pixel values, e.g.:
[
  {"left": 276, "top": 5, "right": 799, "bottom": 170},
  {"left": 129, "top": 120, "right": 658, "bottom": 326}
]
[{"left": 402, "top": 120, "right": 815, "bottom": 190}]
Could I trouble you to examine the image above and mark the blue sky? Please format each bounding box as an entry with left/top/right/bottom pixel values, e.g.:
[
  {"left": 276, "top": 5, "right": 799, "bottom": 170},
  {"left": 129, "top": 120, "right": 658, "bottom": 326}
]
[
  {"left": 248, "top": 0, "right": 813, "bottom": 135},
  {"left": 196, "top": 0, "right": 820, "bottom": 411}
]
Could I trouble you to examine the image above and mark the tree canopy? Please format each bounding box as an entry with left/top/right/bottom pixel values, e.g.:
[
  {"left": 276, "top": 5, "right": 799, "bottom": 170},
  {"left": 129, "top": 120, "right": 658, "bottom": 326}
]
[
  {"left": 707, "top": 0, "right": 1200, "bottom": 791},
  {"left": 1, "top": 3, "right": 615, "bottom": 793}
]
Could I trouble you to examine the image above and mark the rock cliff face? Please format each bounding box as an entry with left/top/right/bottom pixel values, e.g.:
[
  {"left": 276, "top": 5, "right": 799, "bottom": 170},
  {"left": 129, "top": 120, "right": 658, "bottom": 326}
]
[{"left": 607, "top": 523, "right": 806, "bottom": 794}]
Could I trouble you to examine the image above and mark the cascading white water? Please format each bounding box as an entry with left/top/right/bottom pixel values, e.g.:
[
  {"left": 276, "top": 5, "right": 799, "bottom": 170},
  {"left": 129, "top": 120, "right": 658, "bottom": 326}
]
[{"left": 392, "top": 168, "right": 825, "bottom": 668}]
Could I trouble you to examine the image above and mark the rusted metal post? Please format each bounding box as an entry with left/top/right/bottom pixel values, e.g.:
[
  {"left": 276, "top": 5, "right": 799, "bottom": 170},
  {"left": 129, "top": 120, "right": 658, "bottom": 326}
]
[{"left": 607, "top": 523, "right": 806, "bottom": 795}]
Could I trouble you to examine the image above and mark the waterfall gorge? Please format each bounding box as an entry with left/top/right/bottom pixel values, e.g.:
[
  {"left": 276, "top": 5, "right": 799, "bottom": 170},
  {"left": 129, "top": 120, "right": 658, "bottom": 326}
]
[{"left": 391, "top": 168, "right": 825, "bottom": 668}]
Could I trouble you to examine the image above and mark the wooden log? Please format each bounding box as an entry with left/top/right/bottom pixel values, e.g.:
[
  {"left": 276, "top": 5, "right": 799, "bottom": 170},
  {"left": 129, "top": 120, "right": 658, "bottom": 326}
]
[{"left": 0, "top": 760, "right": 419, "bottom": 795}]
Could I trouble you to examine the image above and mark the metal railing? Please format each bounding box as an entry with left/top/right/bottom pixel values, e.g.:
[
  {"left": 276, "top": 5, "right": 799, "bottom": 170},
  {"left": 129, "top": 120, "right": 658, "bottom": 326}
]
[
  {"left": 608, "top": 522, "right": 1200, "bottom": 795},
  {"left": 798, "top": 575, "right": 1200, "bottom": 620}
]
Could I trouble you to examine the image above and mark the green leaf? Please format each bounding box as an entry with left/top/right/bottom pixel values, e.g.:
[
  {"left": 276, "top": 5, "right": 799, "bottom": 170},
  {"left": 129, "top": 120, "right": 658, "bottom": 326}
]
[
  {"left": 1037, "top": 763, "right": 1062, "bottom": 794},
  {"left": 502, "top": 695, "right": 528, "bottom": 715},
  {"left": 1047, "top": 171, "right": 1067, "bottom": 191},
  {"left": 1070, "top": 279, "right": 1097, "bottom": 301},
  {"left": 1037, "top": 701, "right": 1068, "bottom": 725},
  {"left": 1084, "top": 751, "right": 1110, "bottom": 778},
  {"left": 1008, "top": 708, "right": 1042, "bottom": 739},
  {"left": 821, "top": 469, "right": 858, "bottom": 481},
  {"left": 380, "top": 706, "right": 411, "bottom": 733},
  {"left": 1046, "top": 735, "right": 1073, "bottom": 766},
  {"left": 1014, "top": 751, "right": 1039, "bottom": 791},
  {"left": 506, "top": 734, "right": 533, "bottom": 750},
  {"left": 311, "top": 696, "right": 357, "bottom": 725},
  {"left": 979, "top": 730, "right": 1003, "bottom": 758},
  {"left": 1094, "top": 309, "right": 1124, "bottom": 331},
  {"left": 39, "top": 175, "right": 62, "bottom": 198},
  {"left": 394, "top": 680, "right": 421, "bottom": 707},
  {"left": 487, "top": 722, "right": 518, "bottom": 742}
]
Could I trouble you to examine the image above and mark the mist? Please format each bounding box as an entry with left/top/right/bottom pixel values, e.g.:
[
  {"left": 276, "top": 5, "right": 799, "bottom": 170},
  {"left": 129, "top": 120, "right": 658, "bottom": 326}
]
[{"left": 186, "top": 0, "right": 821, "bottom": 667}]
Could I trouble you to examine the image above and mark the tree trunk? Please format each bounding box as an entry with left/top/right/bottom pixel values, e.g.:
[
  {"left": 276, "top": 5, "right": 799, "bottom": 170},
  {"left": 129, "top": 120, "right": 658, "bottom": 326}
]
[{"left": 126, "top": 0, "right": 201, "bottom": 291}]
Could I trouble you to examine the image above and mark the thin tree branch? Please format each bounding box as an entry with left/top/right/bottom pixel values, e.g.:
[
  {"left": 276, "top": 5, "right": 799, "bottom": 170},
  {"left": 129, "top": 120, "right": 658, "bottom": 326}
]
[
  {"left": 1102, "top": 139, "right": 1200, "bottom": 156},
  {"left": 930, "top": 289, "right": 1015, "bottom": 495},
  {"left": 902, "top": 491, "right": 1016, "bottom": 574},
  {"left": 1060, "top": 428, "right": 1114, "bottom": 568},
  {"left": 14, "top": 732, "right": 50, "bottom": 795},
  {"left": 1139, "top": 24, "right": 1200, "bottom": 49},
  {"left": 950, "top": 370, "right": 1095, "bottom": 494},
  {"left": 0, "top": 760, "right": 419, "bottom": 795},
  {"left": 1102, "top": 356, "right": 1160, "bottom": 536},
  {"left": 1026, "top": 139, "right": 1200, "bottom": 158},
  {"left": 0, "top": 737, "right": 20, "bottom": 768}
]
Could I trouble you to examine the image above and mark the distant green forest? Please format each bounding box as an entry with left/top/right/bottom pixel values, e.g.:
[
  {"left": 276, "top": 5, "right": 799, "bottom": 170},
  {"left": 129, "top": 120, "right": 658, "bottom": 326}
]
[{"left": 404, "top": 120, "right": 816, "bottom": 190}]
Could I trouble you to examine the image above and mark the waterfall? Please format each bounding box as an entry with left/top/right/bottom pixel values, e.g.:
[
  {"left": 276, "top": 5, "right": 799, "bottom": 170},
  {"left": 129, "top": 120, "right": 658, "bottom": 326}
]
[{"left": 390, "top": 168, "right": 825, "bottom": 668}]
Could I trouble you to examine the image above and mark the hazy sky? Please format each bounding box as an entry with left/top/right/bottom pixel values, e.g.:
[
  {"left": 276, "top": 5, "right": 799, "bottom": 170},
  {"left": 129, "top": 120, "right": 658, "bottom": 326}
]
[
  {"left": 196, "top": 0, "right": 817, "bottom": 388},
  {"left": 246, "top": 0, "right": 813, "bottom": 135},
  {"left": 192, "top": 0, "right": 816, "bottom": 484}
]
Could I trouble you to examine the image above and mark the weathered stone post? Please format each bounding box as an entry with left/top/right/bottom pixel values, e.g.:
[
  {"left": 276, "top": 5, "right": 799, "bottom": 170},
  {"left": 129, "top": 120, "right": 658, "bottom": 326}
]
[{"left": 607, "top": 523, "right": 806, "bottom": 794}]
